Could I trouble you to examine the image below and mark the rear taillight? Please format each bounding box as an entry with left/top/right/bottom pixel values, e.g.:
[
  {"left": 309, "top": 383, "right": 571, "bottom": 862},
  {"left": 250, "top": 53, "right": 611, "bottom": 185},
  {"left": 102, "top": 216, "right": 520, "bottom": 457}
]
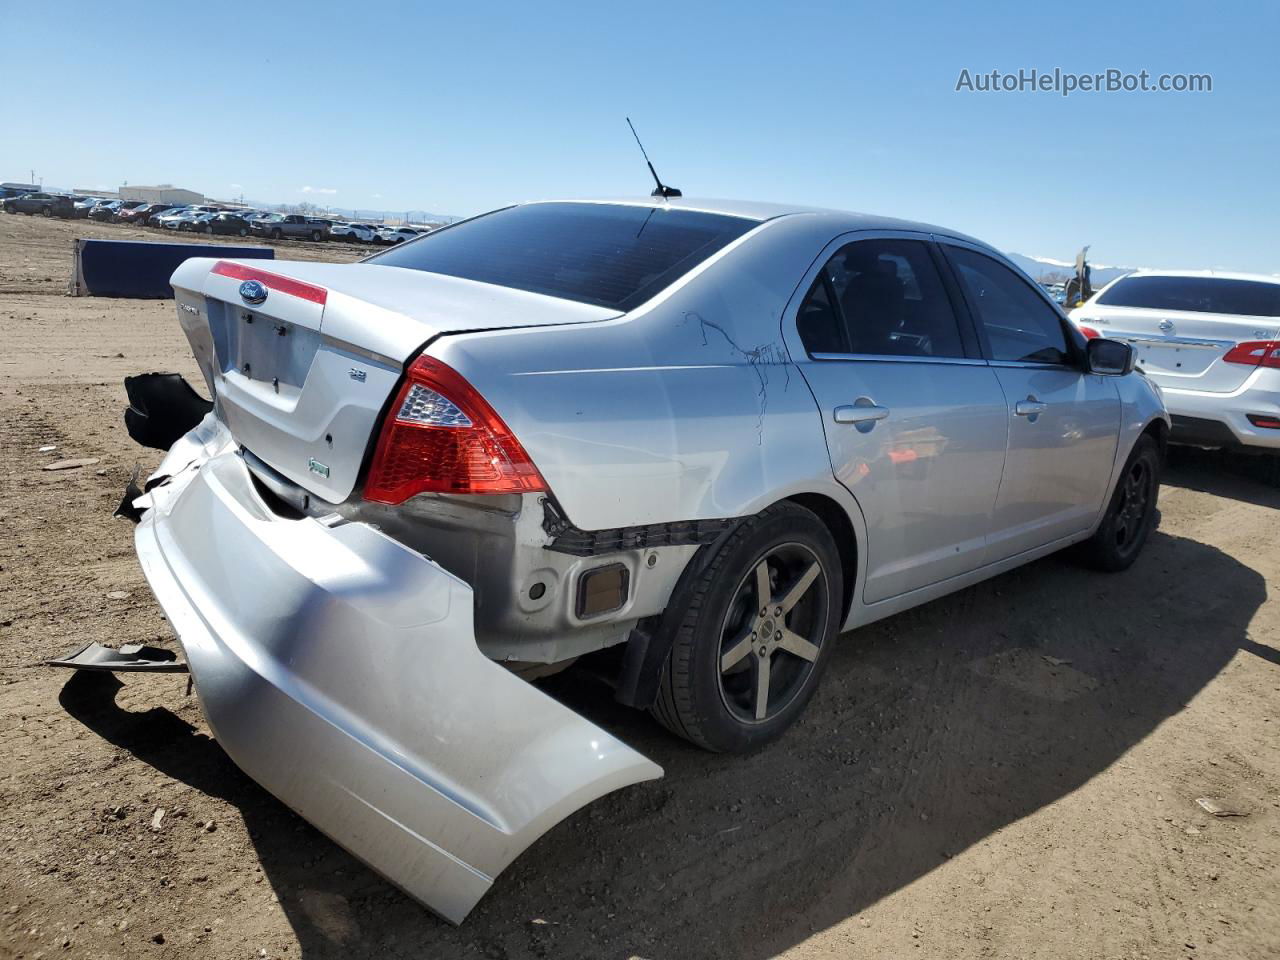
[
  {"left": 1223, "top": 341, "right": 1280, "bottom": 369},
  {"left": 364, "top": 356, "right": 546, "bottom": 504},
  {"left": 1247, "top": 414, "right": 1280, "bottom": 430},
  {"left": 1078, "top": 325, "right": 1101, "bottom": 340}
]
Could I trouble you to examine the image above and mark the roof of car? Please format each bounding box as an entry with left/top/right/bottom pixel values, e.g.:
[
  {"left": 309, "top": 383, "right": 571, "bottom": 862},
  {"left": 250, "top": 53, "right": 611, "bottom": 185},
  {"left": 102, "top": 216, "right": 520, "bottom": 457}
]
[
  {"left": 1119, "top": 269, "right": 1280, "bottom": 285},
  {"left": 527, "top": 196, "right": 986, "bottom": 245}
]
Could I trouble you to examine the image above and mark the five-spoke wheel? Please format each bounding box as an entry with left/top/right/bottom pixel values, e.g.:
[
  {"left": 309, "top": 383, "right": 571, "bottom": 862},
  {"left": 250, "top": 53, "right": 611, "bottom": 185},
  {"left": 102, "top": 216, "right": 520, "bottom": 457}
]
[
  {"left": 652, "top": 501, "right": 841, "bottom": 752},
  {"left": 718, "top": 545, "right": 826, "bottom": 722}
]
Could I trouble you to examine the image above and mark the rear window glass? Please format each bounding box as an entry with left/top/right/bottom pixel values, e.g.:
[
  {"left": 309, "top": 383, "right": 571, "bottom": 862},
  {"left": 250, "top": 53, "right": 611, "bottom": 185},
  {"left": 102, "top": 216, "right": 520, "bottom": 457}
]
[
  {"left": 367, "top": 202, "right": 757, "bottom": 310},
  {"left": 1098, "top": 275, "right": 1280, "bottom": 317}
]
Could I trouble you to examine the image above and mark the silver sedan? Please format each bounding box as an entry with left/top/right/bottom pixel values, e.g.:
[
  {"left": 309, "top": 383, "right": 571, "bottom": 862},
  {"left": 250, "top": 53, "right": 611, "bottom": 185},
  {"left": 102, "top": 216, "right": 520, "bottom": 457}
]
[{"left": 118, "top": 198, "right": 1167, "bottom": 922}]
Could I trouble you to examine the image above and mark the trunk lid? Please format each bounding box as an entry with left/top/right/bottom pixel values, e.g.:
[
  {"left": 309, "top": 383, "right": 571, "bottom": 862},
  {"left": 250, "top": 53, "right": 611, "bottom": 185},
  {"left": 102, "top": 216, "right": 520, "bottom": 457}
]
[
  {"left": 1078, "top": 305, "right": 1279, "bottom": 392},
  {"left": 170, "top": 257, "right": 616, "bottom": 503}
]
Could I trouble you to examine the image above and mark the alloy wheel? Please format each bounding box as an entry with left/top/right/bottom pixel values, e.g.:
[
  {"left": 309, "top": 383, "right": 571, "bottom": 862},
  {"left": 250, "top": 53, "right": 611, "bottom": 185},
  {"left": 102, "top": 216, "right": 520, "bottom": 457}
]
[
  {"left": 717, "top": 542, "right": 828, "bottom": 723},
  {"left": 1113, "top": 457, "right": 1153, "bottom": 554}
]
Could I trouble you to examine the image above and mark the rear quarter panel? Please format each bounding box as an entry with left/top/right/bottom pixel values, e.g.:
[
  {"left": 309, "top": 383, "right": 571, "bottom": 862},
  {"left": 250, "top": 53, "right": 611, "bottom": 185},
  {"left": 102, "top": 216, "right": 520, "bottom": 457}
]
[{"left": 428, "top": 214, "right": 859, "bottom": 533}]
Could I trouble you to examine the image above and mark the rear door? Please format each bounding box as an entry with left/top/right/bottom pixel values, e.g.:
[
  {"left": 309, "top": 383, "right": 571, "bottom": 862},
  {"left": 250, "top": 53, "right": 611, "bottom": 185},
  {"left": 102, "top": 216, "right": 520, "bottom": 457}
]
[
  {"left": 941, "top": 242, "right": 1120, "bottom": 561},
  {"left": 790, "top": 233, "right": 1008, "bottom": 603},
  {"left": 1073, "top": 275, "right": 1280, "bottom": 393}
]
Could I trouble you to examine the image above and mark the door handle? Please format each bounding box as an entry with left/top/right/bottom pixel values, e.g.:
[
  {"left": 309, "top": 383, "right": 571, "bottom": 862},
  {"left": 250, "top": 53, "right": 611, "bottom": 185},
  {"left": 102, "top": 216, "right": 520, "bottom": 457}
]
[
  {"left": 833, "top": 401, "right": 890, "bottom": 425},
  {"left": 1014, "top": 397, "right": 1048, "bottom": 418}
]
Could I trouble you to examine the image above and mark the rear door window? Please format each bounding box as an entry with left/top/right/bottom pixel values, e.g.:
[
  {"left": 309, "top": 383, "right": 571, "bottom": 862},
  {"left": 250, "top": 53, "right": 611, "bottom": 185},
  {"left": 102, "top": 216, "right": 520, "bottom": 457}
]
[
  {"left": 369, "top": 202, "right": 757, "bottom": 310},
  {"left": 796, "top": 238, "right": 969, "bottom": 359},
  {"left": 1097, "top": 275, "right": 1280, "bottom": 317},
  {"left": 945, "top": 246, "right": 1071, "bottom": 364}
]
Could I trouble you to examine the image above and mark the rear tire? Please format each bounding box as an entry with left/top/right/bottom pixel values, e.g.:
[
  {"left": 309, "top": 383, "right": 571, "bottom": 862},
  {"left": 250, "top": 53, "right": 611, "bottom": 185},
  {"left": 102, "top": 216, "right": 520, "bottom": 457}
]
[
  {"left": 41, "top": 205, "right": 52, "bottom": 217},
  {"left": 310, "top": 230, "right": 322, "bottom": 241},
  {"left": 270, "top": 228, "right": 281, "bottom": 240},
  {"left": 1080, "top": 434, "right": 1160, "bottom": 571},
  {"left": 651, "top": 501, "right": 842, "bottom": 753}
]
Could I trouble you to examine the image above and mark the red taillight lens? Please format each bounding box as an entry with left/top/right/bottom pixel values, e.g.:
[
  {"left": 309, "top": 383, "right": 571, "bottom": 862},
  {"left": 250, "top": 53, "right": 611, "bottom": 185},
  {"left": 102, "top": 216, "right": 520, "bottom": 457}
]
[
  {"left": 1247, "top": 414, "right": 1280, "bottom": 430},
  {"left": 363, "top": 356, "right": 546, "bottom": 504},
  {"left": 1223, "top": 340, "right": 1280, "bottom": 369},
  {"left": 1078, "top": 325, "right": 1101, "bottom": 340}
]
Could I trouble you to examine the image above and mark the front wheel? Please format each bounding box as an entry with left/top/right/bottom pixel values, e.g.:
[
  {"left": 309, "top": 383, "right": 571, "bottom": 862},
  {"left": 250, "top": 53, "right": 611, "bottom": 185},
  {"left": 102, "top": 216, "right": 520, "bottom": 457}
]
[
  {"left": 42, "top": 205, "right": 52, "bottom": 217},
  {"left": 652, "top": 501, "right": 842, "bottom": 753},
  {"left": 238, "top": 227, "right": 248, "bottom": 237},
  {"left": 270, "top": 229, "right": 281, "bottom": 240},
  {"left": 1080, "top": 434, "right": 1160, "bottom": 571}
]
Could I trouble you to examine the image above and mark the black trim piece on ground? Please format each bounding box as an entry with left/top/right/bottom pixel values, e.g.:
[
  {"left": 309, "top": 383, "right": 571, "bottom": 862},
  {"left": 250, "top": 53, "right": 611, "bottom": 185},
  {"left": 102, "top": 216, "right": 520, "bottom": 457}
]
[{"left": 46, "top": 642, "right": 188, "bottom": 673}]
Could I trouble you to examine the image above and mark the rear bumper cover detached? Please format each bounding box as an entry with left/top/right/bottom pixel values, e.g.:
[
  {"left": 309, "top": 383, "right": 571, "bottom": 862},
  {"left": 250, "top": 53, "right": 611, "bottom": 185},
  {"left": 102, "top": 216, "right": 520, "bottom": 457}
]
[{"left": 130, "top": 416, "right": 661, "bottom": 923}]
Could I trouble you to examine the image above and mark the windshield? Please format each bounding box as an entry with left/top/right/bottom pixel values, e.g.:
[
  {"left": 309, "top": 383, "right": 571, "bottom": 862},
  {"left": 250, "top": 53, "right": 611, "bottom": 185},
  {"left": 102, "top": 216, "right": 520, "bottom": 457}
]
[
  {"left": 368, "top": 202, "right": 758, "bottom": 310},
  {"left": 1098, "top": 275, "right": 1280, "bottom": 318}
]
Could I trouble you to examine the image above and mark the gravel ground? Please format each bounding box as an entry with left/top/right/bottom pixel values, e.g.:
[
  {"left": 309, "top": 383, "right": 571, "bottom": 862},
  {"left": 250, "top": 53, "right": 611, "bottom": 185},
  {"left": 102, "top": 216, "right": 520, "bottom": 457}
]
[{"left": 1, "top": 213, "right": 1278, "bottom": 960}]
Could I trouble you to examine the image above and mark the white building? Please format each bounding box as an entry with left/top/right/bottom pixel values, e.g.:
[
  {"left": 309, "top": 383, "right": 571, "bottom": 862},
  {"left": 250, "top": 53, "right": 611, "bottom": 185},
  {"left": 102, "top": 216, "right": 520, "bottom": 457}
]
[{"left": 118, "top": 184, "right": 204, "bottom": 205}]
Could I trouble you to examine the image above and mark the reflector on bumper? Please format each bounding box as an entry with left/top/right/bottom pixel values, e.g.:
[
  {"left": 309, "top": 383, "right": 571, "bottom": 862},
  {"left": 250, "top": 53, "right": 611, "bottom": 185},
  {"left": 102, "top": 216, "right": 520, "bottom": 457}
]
[{"left": 132, "top": 433, "right": 661, "bottom": 923}]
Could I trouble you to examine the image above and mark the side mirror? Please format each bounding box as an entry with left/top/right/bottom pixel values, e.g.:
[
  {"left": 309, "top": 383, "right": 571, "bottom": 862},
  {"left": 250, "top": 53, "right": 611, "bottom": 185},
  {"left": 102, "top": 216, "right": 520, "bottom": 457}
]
[{"left": 1086, "top": 338, "right": 1136, "bottom": 376}]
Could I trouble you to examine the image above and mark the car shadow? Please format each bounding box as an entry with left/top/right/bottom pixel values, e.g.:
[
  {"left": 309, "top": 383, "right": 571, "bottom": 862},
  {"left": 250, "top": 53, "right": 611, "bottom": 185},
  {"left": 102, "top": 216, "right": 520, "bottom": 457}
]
[
  {"left": 58, "top": 529, "right": 1266, "bottom": 960},
  {"left": 1163, "top": 445, "right": 1280, "bottom": 508}
]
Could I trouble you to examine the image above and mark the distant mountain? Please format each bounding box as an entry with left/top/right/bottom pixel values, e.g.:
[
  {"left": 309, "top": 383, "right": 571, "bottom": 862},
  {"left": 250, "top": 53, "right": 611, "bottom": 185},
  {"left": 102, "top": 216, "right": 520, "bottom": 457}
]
[{"left": 1006, "top": 252, "right": 1134, "bottom": 287}]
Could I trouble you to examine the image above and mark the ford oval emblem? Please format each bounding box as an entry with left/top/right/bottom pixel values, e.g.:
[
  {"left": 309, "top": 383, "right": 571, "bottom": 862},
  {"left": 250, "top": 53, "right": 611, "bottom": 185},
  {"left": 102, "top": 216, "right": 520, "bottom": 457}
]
[{"left": 239, "top": 279, "right": 268, "bottom": 305}]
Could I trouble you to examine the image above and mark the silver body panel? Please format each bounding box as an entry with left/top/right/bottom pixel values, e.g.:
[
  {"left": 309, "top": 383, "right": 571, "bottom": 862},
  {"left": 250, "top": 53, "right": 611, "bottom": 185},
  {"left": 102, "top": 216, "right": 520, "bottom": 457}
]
[
  {"left": 132, "top": 416, "right": 660, "bottom": 924},
  {"left": 134, "top": 198, "right": 1167, "bottom": 921}
]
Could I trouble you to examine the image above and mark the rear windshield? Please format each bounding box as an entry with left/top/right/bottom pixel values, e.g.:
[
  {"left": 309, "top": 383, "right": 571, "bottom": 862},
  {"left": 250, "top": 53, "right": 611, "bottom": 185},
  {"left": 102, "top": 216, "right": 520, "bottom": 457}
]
[
  {"left": 367, "top": 202, "right": 758, "bottom": 310},
  {"left": 1097, "top": 275, "right": 1280, "bottom": 317}
]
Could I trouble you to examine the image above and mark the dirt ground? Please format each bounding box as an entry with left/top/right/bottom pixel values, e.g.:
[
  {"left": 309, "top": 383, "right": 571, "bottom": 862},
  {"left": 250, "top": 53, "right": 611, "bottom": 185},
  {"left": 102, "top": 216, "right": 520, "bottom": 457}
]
[{"left": 1, "top": 212, "right": 1277, "bottom": 960}]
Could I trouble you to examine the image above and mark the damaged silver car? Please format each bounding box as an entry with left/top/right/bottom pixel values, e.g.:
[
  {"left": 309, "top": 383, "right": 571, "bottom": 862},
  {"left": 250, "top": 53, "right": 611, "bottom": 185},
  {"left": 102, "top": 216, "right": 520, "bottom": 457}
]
[{"left": 101, "top": 199, "right": 1167, "bottom": 922}]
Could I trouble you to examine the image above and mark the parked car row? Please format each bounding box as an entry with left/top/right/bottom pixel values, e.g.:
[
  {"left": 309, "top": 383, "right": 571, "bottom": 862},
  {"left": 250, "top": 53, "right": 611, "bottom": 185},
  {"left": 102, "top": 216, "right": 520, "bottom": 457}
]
[{"left": 2, "top": 192, "right": 430, "bottom": 245}]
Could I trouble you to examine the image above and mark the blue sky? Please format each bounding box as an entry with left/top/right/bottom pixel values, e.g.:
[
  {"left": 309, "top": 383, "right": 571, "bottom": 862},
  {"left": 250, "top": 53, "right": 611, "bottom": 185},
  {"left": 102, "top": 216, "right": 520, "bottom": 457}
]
[{"left": 3, "top": 0, "right": 1276, "bottom": 272}]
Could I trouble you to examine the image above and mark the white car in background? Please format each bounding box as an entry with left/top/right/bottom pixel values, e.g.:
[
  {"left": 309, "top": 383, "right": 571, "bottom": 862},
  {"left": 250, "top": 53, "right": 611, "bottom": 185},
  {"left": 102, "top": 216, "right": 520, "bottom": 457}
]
[
  {"left": 331, "top": 221, "right": 377, "bottom": 243},
  {"left": 158, "top": 205, "right": 222, "bottom": 231},
  {"left": 1072, "top": 271, "right": 1280, "bottom": 451},
  {"left": 375, "top": 225, "right": 425, "bottom": 245}
]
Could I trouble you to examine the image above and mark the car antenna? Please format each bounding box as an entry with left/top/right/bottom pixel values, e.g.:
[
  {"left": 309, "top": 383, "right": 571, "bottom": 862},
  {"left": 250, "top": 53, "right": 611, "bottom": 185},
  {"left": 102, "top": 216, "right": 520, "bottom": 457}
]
[{"left": 626, "top": 117, "right": 682, "bottom": 199}]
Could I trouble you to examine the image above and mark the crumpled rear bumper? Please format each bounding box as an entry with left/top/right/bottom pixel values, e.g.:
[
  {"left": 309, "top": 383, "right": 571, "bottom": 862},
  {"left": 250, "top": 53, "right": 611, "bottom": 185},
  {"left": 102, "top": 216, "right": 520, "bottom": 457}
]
[{"left": 132, "top": 417, "right": 661, "bottom": 923}]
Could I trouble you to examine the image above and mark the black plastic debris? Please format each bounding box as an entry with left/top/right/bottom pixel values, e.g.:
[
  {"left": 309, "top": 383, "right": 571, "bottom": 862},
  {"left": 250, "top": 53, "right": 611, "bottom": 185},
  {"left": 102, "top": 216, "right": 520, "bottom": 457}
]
[
  {"left": 113, "top": 464, "right": 145, "bottom": 523},
  {"left": 123, "top": 373, "right": 212, "bottom": 451},
  {"left": 46, "top": 642, "right": 187, "bottom": 673}
]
